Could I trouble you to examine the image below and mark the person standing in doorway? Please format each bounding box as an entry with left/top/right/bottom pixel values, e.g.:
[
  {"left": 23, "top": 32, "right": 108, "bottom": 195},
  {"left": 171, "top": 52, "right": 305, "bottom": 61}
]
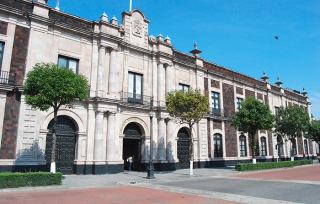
[{"left": 127, "top": 155, "right": 133, "bottom": 171}]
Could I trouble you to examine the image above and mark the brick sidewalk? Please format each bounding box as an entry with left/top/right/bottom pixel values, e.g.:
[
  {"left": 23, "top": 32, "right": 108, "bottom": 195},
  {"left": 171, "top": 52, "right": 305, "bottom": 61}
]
[
  {"left": 231, "top": 163, "right": 320, "bottom": 182},
  {"left": 0, "top": 185, "right": 241, "bottom": 204}
]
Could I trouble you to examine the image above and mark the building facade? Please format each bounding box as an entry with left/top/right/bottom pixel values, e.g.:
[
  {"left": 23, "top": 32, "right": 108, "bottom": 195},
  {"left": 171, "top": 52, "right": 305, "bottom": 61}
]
[{"left": 0, "top": 0, "right": 316, "bottom": 174}]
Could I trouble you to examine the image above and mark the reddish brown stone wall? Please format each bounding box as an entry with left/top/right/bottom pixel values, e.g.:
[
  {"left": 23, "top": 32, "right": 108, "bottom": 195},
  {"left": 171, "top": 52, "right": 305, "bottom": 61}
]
[
  {"left": 245, "top": 89, "right": 255, "bottom": 98},
  {"left": 222, "top": 83, "right": 235, "bottom": 118},
  {"left": 204, "top": 62, "right": 265, "bottom": 88},
  {"left": 9, "top": 25, "right": 29, "bottom": 85},
  {"left": 0, "top": 91, "right": 21, "bottom": 159},
  {"left": 211, "top": 79, "right": 219, "bottom": 89},
  {"left": 257, "top": 93, "right": 263, "bottom": 100},
  {"left": 236, "top": 87, "right": 243, "bottom": 95},
  {"left": 0, "top": 0, "right": 33, "bottom": 12},
  {"left": 0, "top": 21, "right": 8, "bottom": 35},
  {"left": 267, "top": 130, "right": 273, "bottom": 156},
  {"left": 213, "top": 121, "right": 222, "bottom": 130},
  {"left": 224, "top": 122, "right": 237, "bottom": 157},
  {"left": 204, "top": 77, "right": 208, "bottom": 92},
  {"left": 0, "top": 25, "right": 29, "bottom": 159}
]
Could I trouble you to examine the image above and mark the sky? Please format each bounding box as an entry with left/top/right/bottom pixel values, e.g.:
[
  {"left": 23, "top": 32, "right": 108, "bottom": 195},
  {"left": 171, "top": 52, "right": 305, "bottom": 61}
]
[{"left": 47, "top": 0, "right": 320, "bottom": 119}]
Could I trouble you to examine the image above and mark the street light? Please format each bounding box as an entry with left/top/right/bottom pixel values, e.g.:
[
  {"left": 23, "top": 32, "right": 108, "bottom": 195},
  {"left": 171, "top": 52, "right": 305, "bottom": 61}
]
[{"left": 147, "top": 96, "right": 155, "bottom": 179}]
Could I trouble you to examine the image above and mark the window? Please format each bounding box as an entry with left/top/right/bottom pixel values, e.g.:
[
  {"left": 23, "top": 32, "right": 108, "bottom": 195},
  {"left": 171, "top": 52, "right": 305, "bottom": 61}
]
[
  {"left": 292, "top": 140, "right": 297, "bottom": 156},
  {"left": 179, "top": 84, "right": 189, "bottom": 92},
  {"left": 58, "top": 55, "right": 79, "bottom": 73},
  {"left": 213, "top": 133, "right": 223, "bottom": 157},
  {"left": 128, "top": 72, "right": 143, "bottom": 103},
  {"left": 304, "top": 139, "right": 308, "bottom": 155},
  {"left": 0, "top": 42, "right": 4, "bottom": 71},
  {"left": 236, "top": 98, "right": 243, "bottom": 109},
  {"left": 239, "top": 135, "right": 247, "bottom": 156},
  {"left": 277, "top": 136, "right": 284, "bottom": 156},
  {"left": 211, "top": 92, "right": 220, "bottom": 116},
  {"left": 260, "top": 137, "right": 267, "bottom": 156}
]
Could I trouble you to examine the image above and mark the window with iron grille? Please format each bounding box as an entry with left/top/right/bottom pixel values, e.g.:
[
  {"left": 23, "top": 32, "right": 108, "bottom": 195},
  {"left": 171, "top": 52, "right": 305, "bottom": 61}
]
[
  {"left": 58, "top": 55, "right": 79, "bottom": 73},
  {"left": 0, "top": 42, "right": 4, "bottom": 71},
  {"left": 128, "top": 72, "right": 143, "bottom": 104},
  {"left": 260, "top": 137, "right": 267, "bottom": 156},
  {"left": 179, "top": 84, "right": 189, "bottom": 92},
  {"left": 211, "top": 92, "right": 220, "bottom": 116},
  {"left": 239, "top": 135, "right": 247, "bottom": 156},
  {"left": 304, "top": 139, "right": 308, "bottom": 155},
  {"left": 236, "top": 98, "right": 243, "bottom": 109},
  {"left": 214, "top": 133, "right": 223, "bottom": 157}
]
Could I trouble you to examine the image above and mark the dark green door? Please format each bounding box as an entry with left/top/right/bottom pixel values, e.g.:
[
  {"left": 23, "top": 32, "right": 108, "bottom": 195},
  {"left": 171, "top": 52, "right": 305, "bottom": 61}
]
[
  {"left": 45, "top": 116, "right": 76, "bottom": 174},
  {"left": 177, "top": 128, "right": 190, "bottom": 169}
]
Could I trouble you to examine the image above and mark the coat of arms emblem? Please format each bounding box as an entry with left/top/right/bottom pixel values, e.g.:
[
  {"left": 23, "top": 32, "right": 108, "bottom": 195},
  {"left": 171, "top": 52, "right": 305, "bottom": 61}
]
[{"left": 132, "top": 20, "right": 143, "bottom": 38}]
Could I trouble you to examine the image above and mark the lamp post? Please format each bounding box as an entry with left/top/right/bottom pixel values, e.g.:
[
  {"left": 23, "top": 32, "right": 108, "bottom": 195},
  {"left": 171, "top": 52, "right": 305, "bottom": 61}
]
[{"left": 147, "top": 96, "right": 155, "bottom": 179}]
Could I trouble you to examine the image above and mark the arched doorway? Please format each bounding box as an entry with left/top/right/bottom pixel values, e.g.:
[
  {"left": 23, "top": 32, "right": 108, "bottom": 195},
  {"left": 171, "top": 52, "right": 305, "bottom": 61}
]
[
  {"left": 45, "top": 116, "right": 77, "bottom": 174},
  {"left": 123, "top": 122, "right": 142, "bottom": 171},
  {"left": 177, "top": 128, "right": 190, "bottom": 169},
  {"left": 277, "top": 136, "right": 284, "bottom": 161}
]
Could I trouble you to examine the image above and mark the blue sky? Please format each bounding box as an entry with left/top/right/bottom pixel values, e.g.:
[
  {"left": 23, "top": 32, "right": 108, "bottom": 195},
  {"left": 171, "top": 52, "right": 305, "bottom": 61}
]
[{"left": 47, "top": 0, "right": 320, "bottom": 119}]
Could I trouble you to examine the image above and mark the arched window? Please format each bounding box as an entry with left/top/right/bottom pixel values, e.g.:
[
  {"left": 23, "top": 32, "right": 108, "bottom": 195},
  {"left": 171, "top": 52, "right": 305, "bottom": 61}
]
[
  {"left": 260, "top": 137, "right": 267, "bottom": 156},
  {"left": 239, "top": 135, "right": 247, "bottom": 157},
  {"left": 292, "top": 140, "right": 297, "bottom": 156},
  {"left": 304, "top": 139, "right": 309, "bottom": 155},
  {"left": 213, "top": 133, "right": 223, "bottom": 157}
]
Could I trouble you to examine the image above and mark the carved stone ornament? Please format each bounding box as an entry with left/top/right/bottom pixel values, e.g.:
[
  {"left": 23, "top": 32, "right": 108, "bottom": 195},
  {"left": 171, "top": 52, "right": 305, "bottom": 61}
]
[
  {"left": 132, "top": 20, "right": 143, "bottom": 38},
  {"left": 149, "top": 35, "right": 156, "bottom": 44}
]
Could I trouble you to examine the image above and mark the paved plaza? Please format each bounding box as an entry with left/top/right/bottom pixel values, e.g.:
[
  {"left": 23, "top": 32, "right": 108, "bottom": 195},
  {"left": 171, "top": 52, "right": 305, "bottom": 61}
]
[{"left": 0, "top": 163, "right": 319, "bottom": 203}]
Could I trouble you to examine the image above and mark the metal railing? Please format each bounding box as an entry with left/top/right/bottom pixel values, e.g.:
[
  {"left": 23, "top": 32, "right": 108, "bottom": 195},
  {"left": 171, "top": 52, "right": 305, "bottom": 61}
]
[
  {"left": 209, "top": 108, "right": 234, "bottom": 118},
  {"left": 120, "top": 91, "right": 152, "bottom": 106},
  {"left": 0, "top": 71, "right": 16, "bottom": 85}
]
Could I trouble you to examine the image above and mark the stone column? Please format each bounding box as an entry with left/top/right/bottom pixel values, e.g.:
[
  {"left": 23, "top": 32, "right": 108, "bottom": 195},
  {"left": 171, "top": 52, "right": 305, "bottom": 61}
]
[
  {"left": 166, "top": 119, "right": 175, "bottom": 161},
  {"left": 108, "top": 48, "right": 117, "bottom": 94},
  {"left": 106, "top": 112, "right": 116, "bottom": 161},
  {"left": 97, "top": 46, "right": 106, "bottom": 97},
  {"left": 152, "top": 56, "right": 158, "bottom": 101},
  {"left": 157, "top": 63, "right": 164, "bottom": 104},
  {"left": 89, "top": 40, "right": 99, "bottom": 97},
  {"left": 165, "top": 64, "right": 173, "bottom": 94},
  {"left": 94, "top": 111, "right": 104, "bottom": 161},
  {"left": 157, "top": 118, "right": 166, "bottom": 160}
]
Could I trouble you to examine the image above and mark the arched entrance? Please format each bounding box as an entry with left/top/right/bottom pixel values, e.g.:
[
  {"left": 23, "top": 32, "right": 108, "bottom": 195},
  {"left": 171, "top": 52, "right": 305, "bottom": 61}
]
[
  {"left": 177, "top": 128, "right": 190, "bottom": 169},
  {"left": 45, "top": 116, "right": 77, "bottom": 174},
  {"left": 277, "top": 136, "right": 284, "bottom": 161},
  {"left": 123, "top": 122, "right": 142, "bottom": 171}
]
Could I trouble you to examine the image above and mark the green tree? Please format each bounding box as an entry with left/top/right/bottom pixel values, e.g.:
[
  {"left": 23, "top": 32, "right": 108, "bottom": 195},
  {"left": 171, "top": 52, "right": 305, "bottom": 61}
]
[
  {"left": 306, "top": 120, "right": 320, "bottom": 154},
  {"left": 231, "top": 96, "right": 275, "bottom": 161},
  {"left": 274, "top": 106, "right": 310, "bottom": 157},
  {"left": 166, "top": 88, "right": 209, "bottom": 175},
  {"left": 23, "top": 63, "right": 89, "bottom": 173}
]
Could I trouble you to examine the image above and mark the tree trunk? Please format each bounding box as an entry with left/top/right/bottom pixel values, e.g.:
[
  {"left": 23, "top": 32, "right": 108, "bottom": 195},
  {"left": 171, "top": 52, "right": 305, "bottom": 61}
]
[
  {"left": 50, "top": 106, "right": 58, "bottom": 173},
  {"left": 189, "top": 124, "right": 194, "bottom": 176}
]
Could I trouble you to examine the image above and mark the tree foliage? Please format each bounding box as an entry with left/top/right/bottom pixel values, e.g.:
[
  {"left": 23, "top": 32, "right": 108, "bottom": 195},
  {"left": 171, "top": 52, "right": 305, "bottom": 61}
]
[
  {"left": 166, "top": 88, "right": 209, "bottom": 127},
  {"left": 166, "top": 88, "right": 209, "bottom": 175},
  {"left": 231, "top": 96, "right": 275, "bottom": 159},
  {"left": 306, "top": 120, "right": 320, "bottom": 152},
  {"left": 24, "top": 63, "right": 89, "bottom": 111},
  {"left": 274, "top": 105, "right": 310, "bottom": 156},
  {"left": 23, "top": 62, "right": 89, "bottom": 173},
  {"left": 274, "top": 106, "right": 310, "bottom": 141}
]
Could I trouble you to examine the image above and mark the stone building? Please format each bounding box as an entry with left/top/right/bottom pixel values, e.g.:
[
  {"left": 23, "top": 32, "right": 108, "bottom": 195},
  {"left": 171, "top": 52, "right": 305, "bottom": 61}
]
[{"left": 0, "top": 0, "right": 316, "bottom": 174}]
